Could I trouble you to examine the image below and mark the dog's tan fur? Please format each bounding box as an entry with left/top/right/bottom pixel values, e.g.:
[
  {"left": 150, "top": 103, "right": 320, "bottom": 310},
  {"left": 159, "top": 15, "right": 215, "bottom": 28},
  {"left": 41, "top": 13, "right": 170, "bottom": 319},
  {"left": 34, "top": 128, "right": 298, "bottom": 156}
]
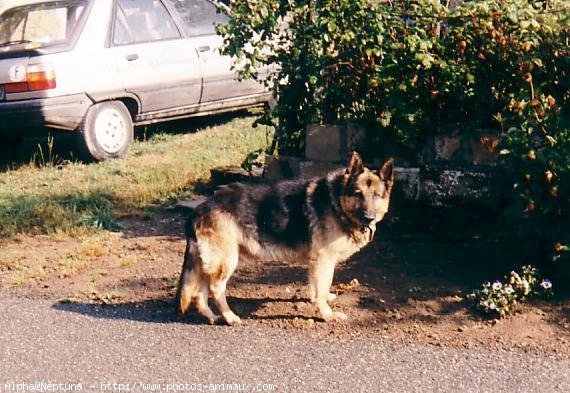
[{"left": 177, "top": 152, "right": 394, "bottom": 324}]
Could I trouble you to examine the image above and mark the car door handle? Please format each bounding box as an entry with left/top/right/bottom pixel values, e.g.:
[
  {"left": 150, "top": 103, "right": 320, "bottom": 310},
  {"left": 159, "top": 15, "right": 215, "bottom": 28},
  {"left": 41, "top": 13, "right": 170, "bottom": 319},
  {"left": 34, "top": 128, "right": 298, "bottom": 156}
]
[
  {"left": 125, "top": 54, "right": 139, "bottom": 61},
  {"left": 198, "top": 45, "right": 211, "bottom": 53}
]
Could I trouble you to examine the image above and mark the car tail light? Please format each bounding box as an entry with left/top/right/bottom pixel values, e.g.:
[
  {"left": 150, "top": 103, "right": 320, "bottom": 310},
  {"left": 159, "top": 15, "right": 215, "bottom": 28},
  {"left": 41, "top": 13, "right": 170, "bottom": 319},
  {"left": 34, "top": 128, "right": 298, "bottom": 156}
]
[
  {"left": 3, "top": 64, "right": 56, "bottom": 93},
  {"left": 4, "top": 82, "right": 28, "bottom": 93},
  {"left": 27, "top": 65, "right": 57, "bottom": 91}
]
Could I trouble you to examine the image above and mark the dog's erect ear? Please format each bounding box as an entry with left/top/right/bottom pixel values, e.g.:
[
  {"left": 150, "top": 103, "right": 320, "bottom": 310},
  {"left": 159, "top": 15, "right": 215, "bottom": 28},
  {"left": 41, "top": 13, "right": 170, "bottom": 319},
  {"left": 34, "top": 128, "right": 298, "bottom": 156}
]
[
  {"left": 345, "top": 151, "right": 364, "bottom": 180},
  {"left": 380, "top": 158, "right": 395, "bottom": 190}
]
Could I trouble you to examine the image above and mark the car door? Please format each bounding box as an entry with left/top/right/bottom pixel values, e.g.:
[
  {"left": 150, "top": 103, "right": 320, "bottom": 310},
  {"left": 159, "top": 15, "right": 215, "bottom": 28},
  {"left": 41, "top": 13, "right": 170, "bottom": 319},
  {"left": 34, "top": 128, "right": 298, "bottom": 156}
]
[
  {"left": 110, "top": 0, "right": 202, "bottom": 113},
  {"left": 165, "top": 0, "right": 264, "bottom": 103}
]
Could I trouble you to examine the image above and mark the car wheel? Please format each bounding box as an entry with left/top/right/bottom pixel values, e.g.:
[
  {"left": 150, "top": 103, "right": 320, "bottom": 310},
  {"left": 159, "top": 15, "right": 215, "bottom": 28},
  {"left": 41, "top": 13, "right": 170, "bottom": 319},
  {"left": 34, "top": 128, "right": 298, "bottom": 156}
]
[{"left": 76, "top": 101, "right": 133, "bottom": 162}]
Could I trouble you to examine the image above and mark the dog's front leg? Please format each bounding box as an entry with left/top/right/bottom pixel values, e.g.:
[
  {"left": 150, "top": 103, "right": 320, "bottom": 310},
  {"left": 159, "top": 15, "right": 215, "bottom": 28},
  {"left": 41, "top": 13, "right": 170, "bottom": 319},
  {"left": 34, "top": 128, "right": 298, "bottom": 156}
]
[{"left": 308, "top": 258, "right": 347, "bottom": 321}]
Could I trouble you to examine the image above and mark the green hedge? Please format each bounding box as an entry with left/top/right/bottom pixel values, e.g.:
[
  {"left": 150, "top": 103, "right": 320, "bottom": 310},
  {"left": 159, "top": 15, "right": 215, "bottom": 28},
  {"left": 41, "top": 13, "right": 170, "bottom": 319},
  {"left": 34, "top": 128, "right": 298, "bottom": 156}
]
[
  {"left": 221, "top": 1, "right": 567, "bottom": 150},
  {"left": 220, "top": 0, "right": 569, "bottom": 266},
  {"left": 219, "top": 0, "right": 570, "bottom": 270}
]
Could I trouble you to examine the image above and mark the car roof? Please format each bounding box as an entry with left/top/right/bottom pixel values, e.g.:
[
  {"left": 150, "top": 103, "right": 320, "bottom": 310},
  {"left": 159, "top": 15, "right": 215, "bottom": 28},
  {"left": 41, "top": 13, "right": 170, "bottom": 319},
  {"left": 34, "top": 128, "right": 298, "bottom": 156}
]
[{"left": 0, "top": 0, "right": 74, "bottom": 14}]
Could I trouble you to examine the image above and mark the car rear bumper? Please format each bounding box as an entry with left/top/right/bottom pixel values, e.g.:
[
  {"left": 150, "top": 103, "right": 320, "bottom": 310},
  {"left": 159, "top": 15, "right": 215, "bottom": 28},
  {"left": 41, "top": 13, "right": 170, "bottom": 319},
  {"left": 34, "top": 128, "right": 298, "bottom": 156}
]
[{"left": 0, "top": 94, "right": 92, "bottom": 136}]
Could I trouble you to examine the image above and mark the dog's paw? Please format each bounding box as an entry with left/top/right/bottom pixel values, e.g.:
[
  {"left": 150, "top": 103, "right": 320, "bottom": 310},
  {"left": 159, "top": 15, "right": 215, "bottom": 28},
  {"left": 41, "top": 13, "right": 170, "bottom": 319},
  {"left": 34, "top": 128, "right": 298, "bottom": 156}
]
[
  {"left": 207, "top": 315, "right": 222, "bottom": 325},
  {"left": 326, "top": 293, "right": 337, "bottom": 304},
  {"left": 323, "top": 311, "right": 348, "bottom": 322},
  {"left": 321, "top": 311, "right": 348, "bottom": 322},
  {"left": 222, "top": 312, "right": 242, "bottom": 326},
  {"left": 330, "top": 311, "right": 348, "bottom": 321}
]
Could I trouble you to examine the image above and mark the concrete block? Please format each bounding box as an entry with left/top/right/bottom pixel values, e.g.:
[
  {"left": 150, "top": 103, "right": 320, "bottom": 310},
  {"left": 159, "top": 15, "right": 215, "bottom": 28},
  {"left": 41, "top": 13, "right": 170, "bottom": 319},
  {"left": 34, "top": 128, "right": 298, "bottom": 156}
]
[
  {"left": 305, "top": 123, "right": 366, "bottom": 162},
  {"left": 345, "top": 123, "right": 368, "bottom": 154},
  {"left": 470, "top": 135, "right": 499, "bottom": 165},
  {"left": 266, "top": 158, "right": 421, "bottom": 202},
  {"left": 299, "top": 160, "right": 344, "bottom": 179},
  {"left": 265, "top": 155, "right": 343, "bottom": 179},
  {"left": 420, "top": 168, "right": 494, "bottom": 206},
  {"left": 177, "top": 196, "right": 207, "bottom": 211},
  {"left": 394, "top": 167, "right": 421, "bottom": 201},
  {"left": 433, "top": 132, "right": 499, "bottom": 166},
  {"left": 264, "top": 155, "right": 301, "bottom": 179},
  {"left": 210, "top": 165, "right": 251, "bottom": 185},
  {"left": 434, "top": 135, "right": 461, "bottom": 161},
  {"left": 264, "top": 156, "right": 501, "bottom": 208}
]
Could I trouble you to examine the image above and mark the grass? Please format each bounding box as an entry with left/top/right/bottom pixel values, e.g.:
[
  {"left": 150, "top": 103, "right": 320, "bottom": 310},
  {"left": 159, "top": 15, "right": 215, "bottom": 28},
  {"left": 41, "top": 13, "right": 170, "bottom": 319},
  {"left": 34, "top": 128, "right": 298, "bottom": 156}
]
[
  {"left": 0, "top": 113, "right": 272, "bottom": 242},
  {"left": 0, "top": 249, "right": 25, "bottom": 272},
  {"left": 58, "top": 254, "right": 90, "bottom": 277},
  {"left": 119, "top": 255, "right": 137, "bottom": 269}
]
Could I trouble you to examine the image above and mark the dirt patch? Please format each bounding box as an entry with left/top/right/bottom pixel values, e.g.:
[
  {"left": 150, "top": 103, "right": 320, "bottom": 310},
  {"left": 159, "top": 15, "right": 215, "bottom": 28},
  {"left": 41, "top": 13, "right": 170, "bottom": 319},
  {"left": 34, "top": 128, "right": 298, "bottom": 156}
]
[{"left": 1, "top": 209, "right": 569, "bottom": 355}]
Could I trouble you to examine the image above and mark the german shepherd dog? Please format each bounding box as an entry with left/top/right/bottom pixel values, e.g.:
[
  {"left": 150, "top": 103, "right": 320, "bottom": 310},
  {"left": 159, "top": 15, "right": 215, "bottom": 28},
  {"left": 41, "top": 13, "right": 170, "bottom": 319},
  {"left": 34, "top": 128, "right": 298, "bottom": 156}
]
[{"left": 176, "top": 152, "right": 394, "bottom": 324}]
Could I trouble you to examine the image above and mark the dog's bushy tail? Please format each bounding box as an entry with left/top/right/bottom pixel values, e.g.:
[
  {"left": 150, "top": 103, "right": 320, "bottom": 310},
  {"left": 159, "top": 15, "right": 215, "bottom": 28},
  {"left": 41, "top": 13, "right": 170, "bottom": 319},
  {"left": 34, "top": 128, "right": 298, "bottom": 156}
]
[{"left": 176, "top": 218, "right": 200, "bottom": 317}]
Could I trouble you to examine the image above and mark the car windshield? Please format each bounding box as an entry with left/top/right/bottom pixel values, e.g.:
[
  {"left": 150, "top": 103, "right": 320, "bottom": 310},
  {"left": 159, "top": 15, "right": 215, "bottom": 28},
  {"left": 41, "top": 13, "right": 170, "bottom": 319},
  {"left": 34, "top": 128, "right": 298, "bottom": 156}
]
[{"left": 0, "top": 1, "right": 88, "bottom": 51}]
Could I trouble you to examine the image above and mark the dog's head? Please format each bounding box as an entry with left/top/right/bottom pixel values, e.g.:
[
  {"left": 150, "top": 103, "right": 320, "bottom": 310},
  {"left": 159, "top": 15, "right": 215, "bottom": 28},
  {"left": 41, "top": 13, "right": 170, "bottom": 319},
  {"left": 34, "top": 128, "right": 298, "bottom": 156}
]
[{"left": 339, "top": 151, "right": 394, "bottom": 228}]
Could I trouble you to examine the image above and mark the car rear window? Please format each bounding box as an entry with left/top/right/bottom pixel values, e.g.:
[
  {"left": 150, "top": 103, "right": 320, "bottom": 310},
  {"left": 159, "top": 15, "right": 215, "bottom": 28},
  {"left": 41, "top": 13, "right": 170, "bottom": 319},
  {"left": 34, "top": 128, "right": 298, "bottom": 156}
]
[{"left": 0, "top": 0, "right": 89, "bottom": 52}]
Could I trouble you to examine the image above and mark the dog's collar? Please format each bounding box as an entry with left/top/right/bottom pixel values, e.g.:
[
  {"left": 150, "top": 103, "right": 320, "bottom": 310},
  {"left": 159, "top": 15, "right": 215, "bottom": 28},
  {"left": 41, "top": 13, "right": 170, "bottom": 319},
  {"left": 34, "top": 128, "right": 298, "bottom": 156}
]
[
  {"left": 347, "top": 224, "right": 374, "bottom": 244},
  {"left": 332, "top": 197, "right": 376, "bottom": 241}
]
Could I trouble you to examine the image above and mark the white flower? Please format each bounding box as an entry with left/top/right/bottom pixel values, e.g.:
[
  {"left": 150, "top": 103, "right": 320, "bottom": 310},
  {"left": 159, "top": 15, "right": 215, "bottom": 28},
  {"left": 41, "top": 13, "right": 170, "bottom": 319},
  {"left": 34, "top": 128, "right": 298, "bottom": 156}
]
[
  {"left": 522, "top": 280, "right": 530, "bottom": 289},
  {"left": 541, "top": 279, "right": 553, "bottom": 289},
  {"left": 492, "top": 281, "right": 503, "bottom": 291}
]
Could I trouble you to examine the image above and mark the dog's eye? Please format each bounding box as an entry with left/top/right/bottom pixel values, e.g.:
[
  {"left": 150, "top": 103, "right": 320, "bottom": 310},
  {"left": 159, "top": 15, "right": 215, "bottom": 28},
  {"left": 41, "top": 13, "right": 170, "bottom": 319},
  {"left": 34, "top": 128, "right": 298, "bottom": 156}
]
[{"left": 373, "top": 192, "right": 381, "bottom": 200}]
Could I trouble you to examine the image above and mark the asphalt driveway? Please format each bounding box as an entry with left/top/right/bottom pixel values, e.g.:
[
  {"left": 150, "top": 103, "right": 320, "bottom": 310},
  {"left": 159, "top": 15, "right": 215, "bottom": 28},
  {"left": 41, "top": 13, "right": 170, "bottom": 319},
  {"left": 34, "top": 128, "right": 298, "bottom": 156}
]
[{"left": 0, "top": 294, "right": 568, "bottom": 392}]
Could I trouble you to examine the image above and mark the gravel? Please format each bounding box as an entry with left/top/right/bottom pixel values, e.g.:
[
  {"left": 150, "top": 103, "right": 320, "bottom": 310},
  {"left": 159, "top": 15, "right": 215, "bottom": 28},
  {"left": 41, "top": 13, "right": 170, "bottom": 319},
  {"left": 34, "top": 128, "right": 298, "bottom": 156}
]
[{"left": 0, "top": 295, "right": 568, "bottom": 392}]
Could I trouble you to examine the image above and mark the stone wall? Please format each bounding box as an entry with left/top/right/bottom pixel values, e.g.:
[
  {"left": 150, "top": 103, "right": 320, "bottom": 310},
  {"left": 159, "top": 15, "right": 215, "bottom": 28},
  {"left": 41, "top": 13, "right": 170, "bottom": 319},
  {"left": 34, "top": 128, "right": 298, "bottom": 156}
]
[{"left": 265, "top": 124, "right": 506, "bottom": 208}]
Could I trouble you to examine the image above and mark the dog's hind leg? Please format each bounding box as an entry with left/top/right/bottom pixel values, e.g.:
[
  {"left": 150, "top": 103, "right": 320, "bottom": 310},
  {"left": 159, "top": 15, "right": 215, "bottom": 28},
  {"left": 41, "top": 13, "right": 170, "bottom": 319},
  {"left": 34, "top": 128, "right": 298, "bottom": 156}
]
[
  {"left": 176, "top": 240, "right": 219, "bottom": 323},
  {"left": 176, "top": 241, "right": 198, "bottom": 317},
  {"left": 209, "top": 249, "right": 241, "bottom": 325},
  {"left": 195, "top": 280, "right": 219, "bottom": 324}
]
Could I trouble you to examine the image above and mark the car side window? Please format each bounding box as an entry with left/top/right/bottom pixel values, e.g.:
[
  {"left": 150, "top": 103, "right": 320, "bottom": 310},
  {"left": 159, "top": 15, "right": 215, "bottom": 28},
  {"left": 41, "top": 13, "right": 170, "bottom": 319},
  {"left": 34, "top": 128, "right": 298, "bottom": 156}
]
[
  {"left": 165, "top": 0, "right": 229, "bottom": 37},
  {"left": 113, "top": 0, "right": 181, "bottom": 45}
]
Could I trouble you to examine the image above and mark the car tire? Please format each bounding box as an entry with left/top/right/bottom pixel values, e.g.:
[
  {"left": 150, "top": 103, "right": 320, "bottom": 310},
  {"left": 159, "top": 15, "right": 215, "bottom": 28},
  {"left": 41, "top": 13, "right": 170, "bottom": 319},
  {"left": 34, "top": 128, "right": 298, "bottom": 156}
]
[{"left": 76, "top": 101, "right": 133, "bottom": 162}]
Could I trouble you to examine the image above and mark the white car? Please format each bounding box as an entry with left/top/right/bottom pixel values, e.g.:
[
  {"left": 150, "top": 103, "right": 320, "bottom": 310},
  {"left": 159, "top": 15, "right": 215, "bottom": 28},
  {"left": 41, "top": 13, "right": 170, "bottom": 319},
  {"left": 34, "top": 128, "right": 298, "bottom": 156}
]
[{"left": 0, "top": 0, "right": 270, "bottom": 161}]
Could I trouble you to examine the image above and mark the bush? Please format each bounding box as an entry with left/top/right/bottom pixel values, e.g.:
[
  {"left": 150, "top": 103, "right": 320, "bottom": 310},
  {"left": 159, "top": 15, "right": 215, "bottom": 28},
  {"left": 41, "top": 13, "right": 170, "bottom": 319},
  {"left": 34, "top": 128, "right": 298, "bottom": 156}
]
[
  {"left": 220, "top": 0, "right": 568, "bottom": 153},
  {"left": 221, "top": 0, "right": 569, "bottom": 274}
]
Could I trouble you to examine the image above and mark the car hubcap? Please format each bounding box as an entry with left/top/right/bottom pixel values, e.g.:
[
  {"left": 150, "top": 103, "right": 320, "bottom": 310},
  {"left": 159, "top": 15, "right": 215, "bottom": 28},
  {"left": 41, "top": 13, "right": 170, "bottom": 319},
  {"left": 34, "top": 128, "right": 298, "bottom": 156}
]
[{"left": 94, "top": 108, "right": 127, "bottom": 154}]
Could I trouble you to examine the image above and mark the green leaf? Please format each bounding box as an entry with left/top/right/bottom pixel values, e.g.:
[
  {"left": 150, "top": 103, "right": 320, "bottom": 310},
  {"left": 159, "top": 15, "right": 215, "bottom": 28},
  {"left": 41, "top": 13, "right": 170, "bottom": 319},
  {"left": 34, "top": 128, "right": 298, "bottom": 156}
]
[{"left": 379, "top": 111, "right": 392, "bottom": 127}]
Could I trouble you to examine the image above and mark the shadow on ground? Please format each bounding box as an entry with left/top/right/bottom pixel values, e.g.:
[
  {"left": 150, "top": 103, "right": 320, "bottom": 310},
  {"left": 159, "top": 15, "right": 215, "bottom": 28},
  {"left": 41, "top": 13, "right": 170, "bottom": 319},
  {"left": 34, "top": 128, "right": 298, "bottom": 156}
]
[
  {"left": 0, "top": 110, "right": 254, "bottom": 172},
  {"left": 53, "top": 298, "right": 179, "bottom": 324},
  {"left": 52, "top": 295, "right": 302, "bottom": 325},
  {"left": 136, "top": 109, "right": 254, "bottom": 140},
  {"left": 49, "top": 232, "right": 535, "bottom": 325},
  {"left": 46, "top": 225, "right": 570, "bottom": 354}
]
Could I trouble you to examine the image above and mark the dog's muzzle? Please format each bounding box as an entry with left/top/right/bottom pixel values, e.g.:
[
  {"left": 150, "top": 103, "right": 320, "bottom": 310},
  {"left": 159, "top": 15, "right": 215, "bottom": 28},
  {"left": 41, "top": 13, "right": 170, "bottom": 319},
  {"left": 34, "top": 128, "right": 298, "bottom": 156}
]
[{"left": 361, "top": 213, "right": 376, "bottom": 226}]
